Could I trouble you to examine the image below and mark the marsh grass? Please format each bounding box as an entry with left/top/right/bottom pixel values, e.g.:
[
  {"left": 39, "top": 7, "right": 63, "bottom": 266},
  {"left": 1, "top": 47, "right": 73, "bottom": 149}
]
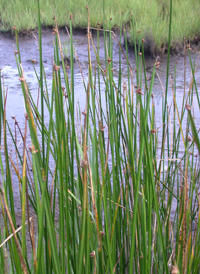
[
  {"left": 1, "top": 0, "right": 200, "bottom": 53},
  {"left": 0, "top": 1, "right": 200, "bottom": 274}
]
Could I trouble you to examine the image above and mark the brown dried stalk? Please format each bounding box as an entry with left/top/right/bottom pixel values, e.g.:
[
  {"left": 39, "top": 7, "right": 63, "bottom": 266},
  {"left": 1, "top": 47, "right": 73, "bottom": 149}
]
[{"left": 1, "top": 191, "right": 28, "bottom": 274}]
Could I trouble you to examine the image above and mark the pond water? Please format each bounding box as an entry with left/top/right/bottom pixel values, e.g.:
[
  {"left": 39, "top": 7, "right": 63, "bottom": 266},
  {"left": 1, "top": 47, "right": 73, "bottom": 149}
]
[{"left": 1, "top": 29, "right": 200, "bottom": 124}]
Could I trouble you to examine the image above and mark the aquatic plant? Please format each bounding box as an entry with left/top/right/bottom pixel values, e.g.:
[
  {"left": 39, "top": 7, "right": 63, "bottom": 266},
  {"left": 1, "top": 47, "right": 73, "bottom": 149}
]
[{"left": 0, "top": 1, "right": 200, "bottom": 273}]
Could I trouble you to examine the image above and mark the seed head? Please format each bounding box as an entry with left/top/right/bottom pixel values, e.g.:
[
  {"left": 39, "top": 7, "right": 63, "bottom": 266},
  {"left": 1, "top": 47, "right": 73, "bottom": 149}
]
[
  {"left": 90, "top": 251, "right": 95, "bottom": 257},
  {"left": 107, "top": 57, "right": 112, "bottom": 64},
  {"left": 103, "top": 69, "right": 107, "bottom": 75},
  {"left": 31, "top": 59, "right": 37, "bottom": 64},
  {"left": 156, "top": 61, "right": 160, "bottom": 68},
  {"left": 100, "top": 125, "right": 106, "bottom": 132},
  {"left": 171, "top": 265, "right": 179, "bottom": 274},
  {"left": 80, "top": 159, "right": 87, "bottom": 168},
  {"left": 19, "top": 77, "right": 25, "bottom": 82},
  {"left": 52, "top": 28, "right": 57, "bottom": 35},
  {"left": 185, "top": 103, "right": 191, "bottom": 111},
  {"left": 136, "top": 87, "right": 143, "bottom": 95},
  {"left": 25, "top": 113, "right": 29, "bottom": 120},
  {"left": 28, "top": 145, "right": 38, "bottom": 154},
  {"left": 53, "top": 62, "right": 60, "bottom": 72}
]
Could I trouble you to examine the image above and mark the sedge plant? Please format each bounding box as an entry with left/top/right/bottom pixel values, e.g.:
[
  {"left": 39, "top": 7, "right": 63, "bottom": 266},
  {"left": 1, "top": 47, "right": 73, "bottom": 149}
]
[{"left": 0, "top": 1, "right": 200, "bottom": 274}]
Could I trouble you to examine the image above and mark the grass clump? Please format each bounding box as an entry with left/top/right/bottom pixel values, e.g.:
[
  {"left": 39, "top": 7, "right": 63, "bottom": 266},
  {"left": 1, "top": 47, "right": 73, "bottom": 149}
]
[
  {"left": 0, "top": 1, "right": 200, "bottom": 274},
  {"left": 128, "top": 0, "right": 200, "bottom": 54},
  {"left": 0, "top": 0, "right": 200, "bottom": 53}
]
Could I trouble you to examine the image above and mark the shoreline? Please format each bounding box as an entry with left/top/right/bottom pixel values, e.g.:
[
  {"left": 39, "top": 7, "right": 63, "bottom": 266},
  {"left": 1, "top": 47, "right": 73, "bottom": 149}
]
[
  {"left": 1, "top": 0, "right": 200, "bottom": 58},
  {"left": 1, "top": 25, "right": 200, "bottom": 58}
]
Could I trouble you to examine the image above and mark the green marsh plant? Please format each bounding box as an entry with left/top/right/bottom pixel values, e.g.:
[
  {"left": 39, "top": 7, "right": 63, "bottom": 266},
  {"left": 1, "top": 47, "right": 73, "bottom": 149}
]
[{"left": 0, "top": 1, "right": 200, "bottom": 274}]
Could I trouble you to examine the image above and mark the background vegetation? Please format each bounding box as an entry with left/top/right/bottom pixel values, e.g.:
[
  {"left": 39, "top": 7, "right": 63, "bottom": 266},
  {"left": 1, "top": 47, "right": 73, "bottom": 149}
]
[{"left": 0, "top": 0, "right": 200, "bottom": 52}]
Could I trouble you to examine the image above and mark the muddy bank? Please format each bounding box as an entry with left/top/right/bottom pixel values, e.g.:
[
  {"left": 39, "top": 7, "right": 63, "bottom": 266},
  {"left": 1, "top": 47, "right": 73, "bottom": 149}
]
[
  {"left": 126, "top": 32, "right": 200, "bottom": 58},
  {"left": 2, "top": 26, "right": 200, "bottom": 58}
]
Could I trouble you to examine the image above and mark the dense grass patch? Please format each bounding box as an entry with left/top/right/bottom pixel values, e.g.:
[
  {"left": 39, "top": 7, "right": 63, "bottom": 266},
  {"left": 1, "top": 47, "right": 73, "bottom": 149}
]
[
  {"left": 0, "top": 0, "right": 200, "bottom": 52},
  {"left": 0, "top": 1, "right": 200, "bottom": 273}
]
